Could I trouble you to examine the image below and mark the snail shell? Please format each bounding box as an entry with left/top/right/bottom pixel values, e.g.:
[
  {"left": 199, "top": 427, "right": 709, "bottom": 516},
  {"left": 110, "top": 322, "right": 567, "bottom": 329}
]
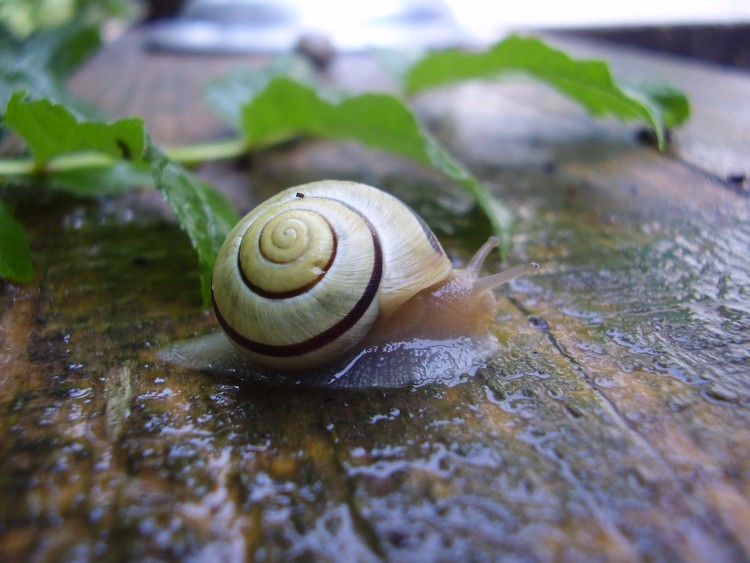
[
  {"left": 211, "top": 180, "right": 452, "bottom": 370},
  {"left": 209, "top": 180, "right": 539, "bottom": 378}
]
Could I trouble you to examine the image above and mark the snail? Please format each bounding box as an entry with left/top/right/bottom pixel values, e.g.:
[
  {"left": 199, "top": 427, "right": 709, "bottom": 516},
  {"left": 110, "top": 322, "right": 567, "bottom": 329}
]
[{"left": 162, "top": 180, "right": 539, "bottom": 388}]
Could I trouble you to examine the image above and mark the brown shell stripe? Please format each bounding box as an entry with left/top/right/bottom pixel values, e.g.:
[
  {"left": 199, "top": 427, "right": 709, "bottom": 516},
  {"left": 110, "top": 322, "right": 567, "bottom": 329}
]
[{"left": 212, "top": 225, "right": 383, "bottom": 359}]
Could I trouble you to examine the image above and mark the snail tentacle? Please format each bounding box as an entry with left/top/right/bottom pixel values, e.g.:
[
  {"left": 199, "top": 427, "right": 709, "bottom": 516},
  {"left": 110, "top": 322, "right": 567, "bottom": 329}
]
[
  {"left": 473, "top": 262, "right": 540, "bottom": 295},
  {"left": 467, "top": 236, "right": 499, "bottom": 273}
]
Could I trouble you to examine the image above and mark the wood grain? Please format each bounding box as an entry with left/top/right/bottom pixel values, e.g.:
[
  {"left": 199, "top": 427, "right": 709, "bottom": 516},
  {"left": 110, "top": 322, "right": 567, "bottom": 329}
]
[{"left": 2, "top": 30, "right": 750, "bottom": 561}]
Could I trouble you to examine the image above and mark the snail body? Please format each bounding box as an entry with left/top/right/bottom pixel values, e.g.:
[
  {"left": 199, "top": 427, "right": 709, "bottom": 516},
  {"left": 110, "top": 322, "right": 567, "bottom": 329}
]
[{"left": 209, "top": 180, "right": 538, "bottom": 379}]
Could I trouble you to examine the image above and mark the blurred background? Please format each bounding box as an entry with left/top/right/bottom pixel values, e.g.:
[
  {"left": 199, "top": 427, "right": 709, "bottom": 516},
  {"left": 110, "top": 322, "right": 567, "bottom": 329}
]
[{"left": 1, "top": 0, "right": 749, "bottom": 67}]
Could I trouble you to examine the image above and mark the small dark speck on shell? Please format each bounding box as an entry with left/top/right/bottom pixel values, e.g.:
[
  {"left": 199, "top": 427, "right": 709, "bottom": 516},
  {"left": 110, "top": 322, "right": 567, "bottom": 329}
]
[{"left": 726, "top": 173, "right": 747, "bottom": 189}]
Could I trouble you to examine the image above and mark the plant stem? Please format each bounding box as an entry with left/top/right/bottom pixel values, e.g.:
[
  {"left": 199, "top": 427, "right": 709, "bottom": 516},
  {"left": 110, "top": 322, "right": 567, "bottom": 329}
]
[
  {"left": 163, "top": 137, "right": 247, "bottom": 163},
  {"left": 0, "top": 137, "right": 248, "bottom": 177}
]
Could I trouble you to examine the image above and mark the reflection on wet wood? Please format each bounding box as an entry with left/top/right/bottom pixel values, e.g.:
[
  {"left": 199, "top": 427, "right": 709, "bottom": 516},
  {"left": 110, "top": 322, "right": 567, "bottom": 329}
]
[{"left": 1, "top": 32, "right": 750, "bottom": 561}]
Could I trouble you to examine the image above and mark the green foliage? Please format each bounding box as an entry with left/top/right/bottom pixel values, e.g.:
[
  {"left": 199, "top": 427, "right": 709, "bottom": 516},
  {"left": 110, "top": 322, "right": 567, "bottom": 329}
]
[
  {"left": 146, "top": 146, "right": 239, "bottom": 306},
  {"left": 405, "top": 35, "right": 690, "bottom": 149},
  {"left": 0, "top": 21, "right": 102, "bottom": 117},
  {"left": 238, "top": 77, "right": 512, "bottom": 250},
  {"left": 0, "top": 0, "right": 131, "bottom": 38},
  {"left": 1, "top": 20, "right": 101, "bottom": 81},
  {"left": 4, "top": 92, "right": 146, "bottom": 163},
  {"left": 0, "top": 93, "right": 153, "bottom": 286},
  {"left": 0, "top": 199, "right": 33, "bottom": 283},
  {"left": 626, "top": 81, "right": 691, "bottom": 129},
  {"left": 0, "top": 92, "right": 237, "bottom": 304},
  {"left": 0, "top": 25, "right": 692, "bottom": 303},
  {"left": 205, "top": 54, "right": 318, "bottom": 126}
]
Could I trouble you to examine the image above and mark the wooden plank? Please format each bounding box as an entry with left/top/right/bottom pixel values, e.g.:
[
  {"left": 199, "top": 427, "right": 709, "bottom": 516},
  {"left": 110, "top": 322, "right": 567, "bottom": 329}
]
[
  {"left": 68, "top": 29, "right": 264, "bottom": 144},
  {"left": 2, "top": 31, "right": 750, "bottom": 561}
]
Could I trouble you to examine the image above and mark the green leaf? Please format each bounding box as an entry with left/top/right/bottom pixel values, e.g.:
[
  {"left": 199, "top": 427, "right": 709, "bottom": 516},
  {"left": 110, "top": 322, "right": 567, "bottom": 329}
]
[
  {"left": 0, "top": 22, "right": 102, "bottom": 118},
  {"left": 240, "top": 76, "right": 513, "bottom": 253},
  {"left": 0, "top": 90, "right": 237, "bottom": 303},
  {"left": 4, "top": 92, "right": 146, "bottom": 164},
  {"left": 205, "top": 54, "right": 318, "bottom": 126},
  {"left": 405, "top": 35, "right": 690, "bottom": 149},
  {"left": 15, "top": 22, "right": 101, "bottom": 81},
  {"left": 0, "top": 198, "right": 34, "bottom": 282},
  {"left": 145, "top": 144, "right": 239, "bottom": 306},
  {"left": 0, "top": 65, "right": 91, "bottom": 122},
  {"left": 625, "top": 81, "right": 691, "bottom": 129}
]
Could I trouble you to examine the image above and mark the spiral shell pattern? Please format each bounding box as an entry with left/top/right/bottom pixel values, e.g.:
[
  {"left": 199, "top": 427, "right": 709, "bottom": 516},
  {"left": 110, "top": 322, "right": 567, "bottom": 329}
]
[{"left": 212, "top": 181, "right": 452, "bottom": 370}]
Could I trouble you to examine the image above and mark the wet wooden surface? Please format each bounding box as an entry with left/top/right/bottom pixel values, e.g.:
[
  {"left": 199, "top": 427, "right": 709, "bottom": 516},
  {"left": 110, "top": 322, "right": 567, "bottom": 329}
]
[{"left": 1, "top": 30, "right": 750, "bottom": 561}]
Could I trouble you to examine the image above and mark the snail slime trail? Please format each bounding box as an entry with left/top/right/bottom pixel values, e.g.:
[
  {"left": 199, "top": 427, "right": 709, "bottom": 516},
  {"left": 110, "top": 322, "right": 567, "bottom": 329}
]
[{"left": 161, "top": 181, "right": 540, "bottom": 389}]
